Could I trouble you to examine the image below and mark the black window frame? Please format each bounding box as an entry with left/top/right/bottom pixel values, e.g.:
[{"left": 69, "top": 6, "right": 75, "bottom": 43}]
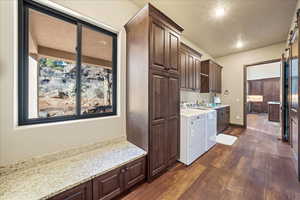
[{"left": 18, "top": 0, "right": 118, "bottom": 125}]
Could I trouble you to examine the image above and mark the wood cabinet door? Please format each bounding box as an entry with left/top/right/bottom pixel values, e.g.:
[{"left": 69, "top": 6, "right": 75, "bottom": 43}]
[
  {"left": 216, "top": 109, "right": 222, "bottom": 133},
  {"left": 194, "top": 58, "right": 201, "bottom": 90},
  {"left": 268, "top": 104, "right": 280, "bottom": 122},
  {"left": 151, "top": 73, "right": 168, "bottom": 122},
  {"left": 216, "top": 66, "right": 222, "bottom": 93},
  {"left": 150, "top": 122, "right": 168, "bottom": 177},
  {"left": 167, "top": 117, "right": 179, "bottom": 165},
  {"left": 48, "top": 182, "right": 92, "bottom": 200},
  {"left": 124, "top": 157, "right": 146, "bottom": 190},
  {"left": 168, "top": 77, "right": 179, "bottom": 117},
  {"left": 188, "top": 55, "right": 195, "bottom": 89},
  {"left": 92, "top": 168, "right": 123, "bottom": 200},
  {"left": 180, "top": 50, "right": 187, "bottom": 88},
  {"left": 200, "top": 61, "right": 209, "bottom": 93},
  {"left": 209, "top": 62, "right": 216, "bottom": 92},
  {"left": 249, "top": 80, "right": 263, "bottom": 95},
  {"left": 150, "top": 72, "right": 168, "bottom": 177},
  {"left": 167, "top": 77, "right": 179, "bottom": 165},
  {"left": 225, "top": 107, "right": 230, "bottom": 129},
  {"left": 167, "top": 30, "right": 180, "bottom": 75},
  {"left": 150, "top": 20, "right": 167, "bottom": 71}
]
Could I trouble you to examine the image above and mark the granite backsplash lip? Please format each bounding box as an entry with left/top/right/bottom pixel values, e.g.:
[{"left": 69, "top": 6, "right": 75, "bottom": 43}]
[{"left": 0, "top": 140, "right": 147, "bottom": 200}]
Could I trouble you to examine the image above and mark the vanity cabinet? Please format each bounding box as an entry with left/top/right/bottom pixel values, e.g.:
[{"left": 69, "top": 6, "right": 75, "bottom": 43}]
[
  {"left": 216, "top": 106, "right": 230, "bottom": 133},
  {"left": 125, "top": 3, "right": 183, "bottom": 181},
  {"left": 201, "top": 59, "right": 222, "bottom": 93},
  {"left": 47, "top": 157, "right": 146, "bottom": 200},
  {"left": 179, "top": 43, "right": 202, "bottom": 91}
]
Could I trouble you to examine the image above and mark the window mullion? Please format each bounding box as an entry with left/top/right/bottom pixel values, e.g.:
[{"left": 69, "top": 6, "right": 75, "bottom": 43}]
[{"left": 76, "top": 23, "right": 82, "bottom": 116}]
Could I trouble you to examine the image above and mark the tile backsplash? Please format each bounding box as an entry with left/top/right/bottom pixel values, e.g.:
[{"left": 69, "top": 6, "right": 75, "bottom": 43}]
[{"left": 180, "top": 90, "right": 212, "bottom": 103}]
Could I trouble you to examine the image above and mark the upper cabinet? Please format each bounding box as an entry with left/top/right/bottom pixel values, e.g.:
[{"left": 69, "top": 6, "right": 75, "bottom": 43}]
[
  {"left": 179, "top": 43, "right": 202, "bottom": 91},
  {"left": 150, "top": 13, "right": 181, "bottom": 76},
  {"left": 201, "top": 59, "right": 222, "bottom": 93}
]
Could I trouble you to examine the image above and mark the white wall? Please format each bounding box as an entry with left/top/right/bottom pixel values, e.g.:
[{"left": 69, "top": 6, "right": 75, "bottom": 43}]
[
  {"left": 216, "top": 43, "right": 285, "bottom": 125},
  {"left": 247, "top": 62, "right": 280, "bottom": 80}
]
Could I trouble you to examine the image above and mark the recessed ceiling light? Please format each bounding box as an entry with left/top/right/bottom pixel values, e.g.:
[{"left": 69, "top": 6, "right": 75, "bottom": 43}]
[
  {"left": 236, "top": 40, "right": 243, "bottom": 48},
  {"left": 215, "top": 7, "right": 225, "bottom": 18}
]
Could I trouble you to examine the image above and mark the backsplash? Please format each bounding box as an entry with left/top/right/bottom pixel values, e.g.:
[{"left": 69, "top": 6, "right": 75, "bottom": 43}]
[{"left": 180, "top": 90, "right": 212, "bottom": 103}]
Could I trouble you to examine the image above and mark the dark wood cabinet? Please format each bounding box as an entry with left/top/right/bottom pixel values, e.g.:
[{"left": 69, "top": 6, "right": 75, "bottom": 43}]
[
  {"left": 248, "top": 78, "right": 280, "bottom": 113},
  {"left": 248, "top": 79, "right": 263, "bottom": 95},
  {"left": 92, "top": 157, "right": 146, "bottom": 200},
  {"left": 124, "top": 157, "right": 146, "bottom": 190},
  {"left": 168, "top": 31, "right": 180, "bottom": 74},
  {"left": 93, "top": 168, "right": 123, "bottom": 200},
  {"left": 179, "top": 43, "right": 202, "bottom": 91},
  {"left": 48, "top": 182, "right": 92, "bottom": 200},
  {"left": 268, "top": 103, "right": 280, "bottom": 122},
  {"left": 125, "top": 3, "right": 183, "bottom": 181},
  {"left": 201, "top": 59, "right": 222, "bottom": 93},
  {"left": 180, "top": 50, "right": 187, "bottom": 88},
  {"left": 48, "top": 157, "right": 146, "bottom": 200},
  {"left": 216, "top": 106, "right": 230, "bottom": 133}
]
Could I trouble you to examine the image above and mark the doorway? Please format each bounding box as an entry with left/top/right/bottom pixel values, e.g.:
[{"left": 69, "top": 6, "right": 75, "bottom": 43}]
[{"left": 243, "top": 59, "right": 282, "bottom": 136}]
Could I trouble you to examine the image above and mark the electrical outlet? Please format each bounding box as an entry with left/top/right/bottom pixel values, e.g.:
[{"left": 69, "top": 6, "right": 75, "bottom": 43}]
[{"left": 236, "top": 116, "right": 240, "bottom": 119}]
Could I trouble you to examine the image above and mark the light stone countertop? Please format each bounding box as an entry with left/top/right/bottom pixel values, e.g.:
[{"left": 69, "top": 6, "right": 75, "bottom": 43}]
[
  {"left": 267, "top": 101, "right": 280, "bottom": 105},
  {"left": 212, "top": 104, "right": 230, "bottom": 109},
  {"left": 0, "top": 140, "right": 147, "bottom": 200}
]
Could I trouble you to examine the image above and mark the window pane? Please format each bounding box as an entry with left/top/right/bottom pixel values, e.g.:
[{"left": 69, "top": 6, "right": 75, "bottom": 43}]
[
  {"left": 81, "top": 26, "right": 113, "bottom": 114},
  {"left": 28, "top": 9, "right": 77, "bottom": 119}
]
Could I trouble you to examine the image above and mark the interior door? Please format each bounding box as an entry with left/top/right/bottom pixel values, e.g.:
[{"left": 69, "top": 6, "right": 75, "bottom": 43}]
[
  {"left": 281, "top": 53, "right": 289, "bottom": 141},
  {"left": 289, "top": 28, "right": 299, "bottom": 180}
]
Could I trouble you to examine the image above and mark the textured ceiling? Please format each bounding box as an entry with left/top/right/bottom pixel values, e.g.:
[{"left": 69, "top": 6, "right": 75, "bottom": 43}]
[{"left": 130, "top": 0, "right": 297, "bottom": 57}]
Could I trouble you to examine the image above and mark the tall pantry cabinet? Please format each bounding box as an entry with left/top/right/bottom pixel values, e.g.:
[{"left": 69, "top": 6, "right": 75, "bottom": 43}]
[{"left": 125, "top": 4, "right": 184, "bottom": 181}]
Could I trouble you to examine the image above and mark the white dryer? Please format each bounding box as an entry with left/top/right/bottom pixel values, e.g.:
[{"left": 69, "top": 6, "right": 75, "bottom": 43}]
[{"left": 205, "top": 110, "right": 217, "bottom": 151}]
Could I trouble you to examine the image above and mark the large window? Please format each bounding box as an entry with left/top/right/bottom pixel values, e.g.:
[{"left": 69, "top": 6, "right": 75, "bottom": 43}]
[{"left": 19, "top": 0, "right": 117, "bottom": 125}]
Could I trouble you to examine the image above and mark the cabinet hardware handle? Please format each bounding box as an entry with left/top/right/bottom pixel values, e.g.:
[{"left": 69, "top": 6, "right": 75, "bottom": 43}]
[{"left": 121, "top": 169, "right": 126, "bottom": 173}]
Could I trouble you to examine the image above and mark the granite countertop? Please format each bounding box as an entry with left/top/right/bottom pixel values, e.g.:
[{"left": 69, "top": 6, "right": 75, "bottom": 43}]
[
  {"left": 267, "top": 101, "right": 280, "bottom": 105},
  {"left": 0, "top": 140, "right": 147, "bottom": 200},
  {"left": 212, "top": 104, "right": 230, "bottom": 109}
]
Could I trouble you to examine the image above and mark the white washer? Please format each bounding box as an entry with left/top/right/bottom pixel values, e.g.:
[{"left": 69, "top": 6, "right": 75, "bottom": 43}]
[{"left": 179, "top": 109, "right": 207, "bottom": 165}]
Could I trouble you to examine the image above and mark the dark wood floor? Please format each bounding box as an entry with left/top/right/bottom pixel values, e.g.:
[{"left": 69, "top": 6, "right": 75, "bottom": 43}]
[{"left": 121, "top": 118, "right": 300, "bottom": 200}]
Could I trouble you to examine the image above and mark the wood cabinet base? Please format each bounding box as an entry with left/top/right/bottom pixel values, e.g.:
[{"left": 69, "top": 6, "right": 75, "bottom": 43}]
[{"left": 47, "top": 157, "right": 146, "bottom": 200}]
